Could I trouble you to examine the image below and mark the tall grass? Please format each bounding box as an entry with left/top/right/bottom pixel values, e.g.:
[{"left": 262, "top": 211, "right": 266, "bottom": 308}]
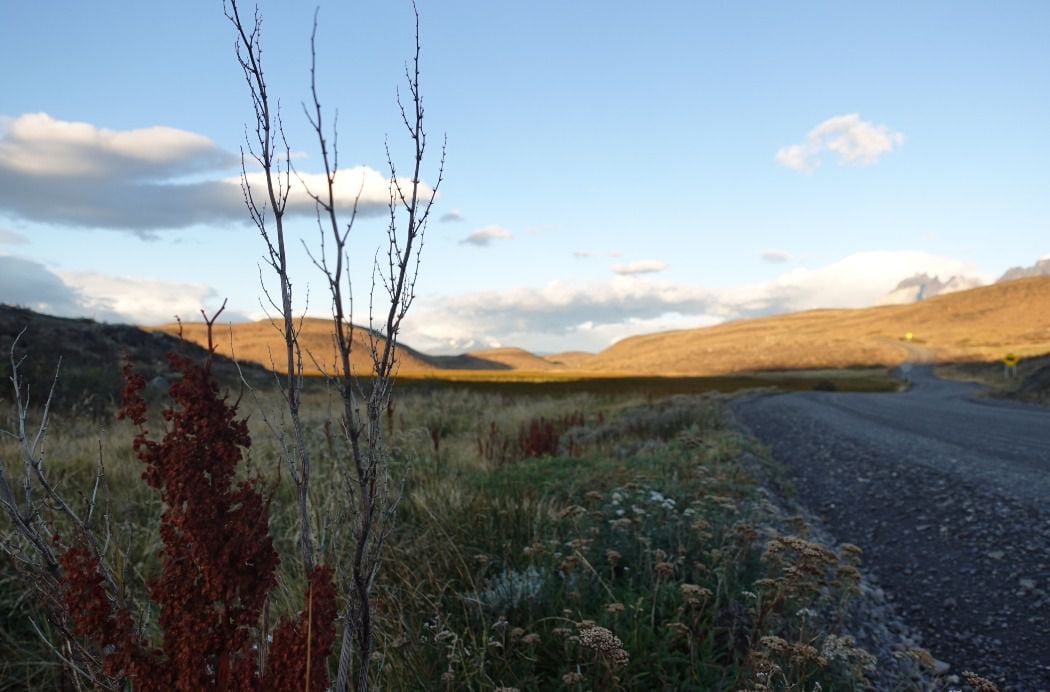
[{"left": 2, "top": 383, "right": 915, "bottom": 690}]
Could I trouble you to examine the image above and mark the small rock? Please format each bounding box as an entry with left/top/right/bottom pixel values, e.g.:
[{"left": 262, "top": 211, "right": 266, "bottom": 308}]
[
  {"left": 1019, "top": 578, "right": 1036, "bottom": 590},
  {"left": 933, "top": 659, "right": 951, "bottom": 675},
  {"left": 987, "top": 550, "right": 1005, "bottom": 560}
]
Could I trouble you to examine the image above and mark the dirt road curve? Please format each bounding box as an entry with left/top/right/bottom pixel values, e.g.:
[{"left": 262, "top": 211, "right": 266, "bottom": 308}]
[{"left": 733, "top": 367, "right": 1050, "bottom": 691}]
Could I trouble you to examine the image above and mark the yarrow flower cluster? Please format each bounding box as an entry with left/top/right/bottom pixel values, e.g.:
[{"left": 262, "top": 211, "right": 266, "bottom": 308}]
[{"left": 577, "top": 623, "right": 629, "bottom": 668}]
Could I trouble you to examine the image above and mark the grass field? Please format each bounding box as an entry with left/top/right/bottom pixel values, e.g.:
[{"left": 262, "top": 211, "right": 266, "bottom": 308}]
[
  {"left": 0, "top": 366, "right": 922, "bottom": 690},
  {"left": 363, "top": 366, "right": 901, "bottom": 396}
]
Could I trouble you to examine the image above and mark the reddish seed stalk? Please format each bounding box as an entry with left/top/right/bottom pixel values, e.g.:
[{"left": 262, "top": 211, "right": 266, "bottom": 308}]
[{"left": 59, "top": 327, "right": 337, "bottom": 691}]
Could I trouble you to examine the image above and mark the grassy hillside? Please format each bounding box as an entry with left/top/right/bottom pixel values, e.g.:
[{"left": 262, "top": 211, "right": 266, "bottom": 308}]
[
  {"left": 467, "top": 347, "right": 565, "bottom": 371},
  {"left": 156, "top": 318, "right": 505, "bottom": 377},
  {"left": 0, "top": 304, "right": 268, "bottom": 416},
  {"left": 153, "top": 276, "right": 1050, "bottom": 379},
  {"left": 585, "top": 275, "right": 1050, "bottom": 375}
]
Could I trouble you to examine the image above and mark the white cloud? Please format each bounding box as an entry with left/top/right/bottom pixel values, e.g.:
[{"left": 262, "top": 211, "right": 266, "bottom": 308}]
[
  {"left": 58, "top": 271, "right": 240, "bottom": 325},
  {"left": 401, "top": 276, "right": 723, "bottom": 354},
  {"left": 400, "top": 250, "right": 989, "bottom": 354},
  {"left": 760, "top": 250, "right": 791, "bottom": 264},
  {"left": 612, "top": 260, "right": 669, "bottom": 275},
  {"left": 577, "top": 313, "right": 724, "bottom": 347},
  {"left": 236, "top": 165, "right": 405, "bottom": 217},
  {"left": 776, "top": 114, "right": 904, "bottom": 172},
  {"left": 0, "top": 255, "right": 109, "bottom": 318},
  {"left": 0, "top": 253, "right": 241, "bottom": 325},
  {"left": 440, "top": 208, "right": 464, "bottom": 222},
  {"left": 459, "top": 225, "right": 512, "bottom": 247},
  {"left": 0, "top": 113, "right": 431, "bottom": 235},
  {"left": 0, "top": 112, "right": 235, "bottom": 179},
  {"left": 0, "top": 229, "right": 27, "bottom": 244},
  {"left": 721, "top": 251, "right": 989, "bottom": 313}
]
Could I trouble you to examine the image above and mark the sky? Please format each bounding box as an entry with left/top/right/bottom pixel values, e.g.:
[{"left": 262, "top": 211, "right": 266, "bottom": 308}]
[{"left": 1, "top": 1, "right": 1048, "bottom": 355}]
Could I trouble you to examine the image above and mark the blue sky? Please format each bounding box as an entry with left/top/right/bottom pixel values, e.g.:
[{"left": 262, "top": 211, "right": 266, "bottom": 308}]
[{"left": 1, "top": 1, "right": 1048, "bottom": 354}]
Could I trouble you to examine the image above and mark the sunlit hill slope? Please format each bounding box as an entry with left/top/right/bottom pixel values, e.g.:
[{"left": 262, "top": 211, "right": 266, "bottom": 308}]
[
  {"left": 157, "top": 276, "right": 1050, "bottom": 377},
  {"left": 584, "top": 275, "right": 1050, "bottom": 375}
]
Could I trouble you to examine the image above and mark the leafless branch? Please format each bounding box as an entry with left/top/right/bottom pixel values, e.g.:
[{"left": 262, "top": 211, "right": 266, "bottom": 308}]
[{"left": 227, "top": 2, "right": 443, "bottom": 689}]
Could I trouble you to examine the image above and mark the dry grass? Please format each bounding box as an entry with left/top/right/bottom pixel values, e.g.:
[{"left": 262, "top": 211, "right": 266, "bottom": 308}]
[
  {"left": 937, "top": 351, "right": 1050, "bottom": 400},
  {"left": 1, "top": 379, "right": 927, "bottom": 690}
]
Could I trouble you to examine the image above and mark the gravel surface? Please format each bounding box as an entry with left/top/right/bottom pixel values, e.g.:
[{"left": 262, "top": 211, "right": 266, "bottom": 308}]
[{"left": 732, "top": 367, "right": 1050, "bottom": 691}]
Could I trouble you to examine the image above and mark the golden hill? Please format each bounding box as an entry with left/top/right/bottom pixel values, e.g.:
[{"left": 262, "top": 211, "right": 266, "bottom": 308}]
[
  {"left": 543, "top": 351, "right": 596, "bottom": 368},
  {"left": 156, "top": 318, "right": 497, "bottom": 377},
  {"left": 466, "top": 347, "right": 564, "bottom": 371},
  {"left": 156, "top": 275, "right": 1050, "bottom": 378},
  {"left": 583, "top": 275, "right": 1050, "bottom": 375}
]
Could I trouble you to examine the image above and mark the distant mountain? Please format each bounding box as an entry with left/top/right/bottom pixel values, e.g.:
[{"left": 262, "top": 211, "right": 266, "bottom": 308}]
[
  {"left": 997, "top": 258, "right": 1050, "bottom": 283},
  {"left": 877, "top": 272, "right": 985, "bottom": 305}
]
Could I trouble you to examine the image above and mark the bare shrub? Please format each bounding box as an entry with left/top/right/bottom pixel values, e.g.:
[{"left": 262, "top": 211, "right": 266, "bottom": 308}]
[{"left": 224, "top": 1, "right": 444, "bottom": 689}]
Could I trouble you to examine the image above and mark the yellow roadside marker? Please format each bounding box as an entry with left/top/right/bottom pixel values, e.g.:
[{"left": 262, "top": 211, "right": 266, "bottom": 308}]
[{"left": 1004, "top": 352, "right": 1018, "bottom": 379}]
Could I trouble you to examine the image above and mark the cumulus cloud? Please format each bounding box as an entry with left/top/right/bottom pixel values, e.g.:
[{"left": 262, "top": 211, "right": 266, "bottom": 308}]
[
  {"left": 0, "top": 255, "right": 107, "bottom": 318},
  {"left": 776, "top": 114, "right": 904, "bottom": 172},
  {"left": 400, "top": 250, "right": 988, "bottom": 354},
  {"left": 0, "top": 253, "right": 240, "bottom": 324},
  {"left": 0, "top": 112, "right": 235, "bottom": 179},
  {"left": 0, "top": 229, "right": 27, "bottom": 244},
  {"left": 612, "top": 260, "right": 669, "bottom": 275},
  {"left": 719, "top": 251, "right": 988, "bottom": 315},
  {"left": 238, "top": 166, "right": 405, "bottom": 216},
  {"left": 440, "top": 209, "right": 464, "bottom": 222},
  {"left": 401, "top": 277, "right": 724, "bottom": 354},
  {"left": 760, "top": 250, "right": 791, "bottom": 264},
  {"left": 58, "top": 271, "right": 245, "bottom": 325},
  {"left": 459, "top": 225, "right": 512, "bottom": 247},
  {"left": 0, "top": 113, "right": 428, "bottom": 235}
]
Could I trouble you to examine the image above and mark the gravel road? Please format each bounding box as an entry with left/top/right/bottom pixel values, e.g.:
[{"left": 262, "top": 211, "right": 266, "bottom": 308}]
[{"left": 733, "top": 366, "right": 1050, "bottom": 691}]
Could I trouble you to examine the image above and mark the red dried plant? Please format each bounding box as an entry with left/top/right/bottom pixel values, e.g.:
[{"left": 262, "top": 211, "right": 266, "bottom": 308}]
[
  {"left": 518, "top": 412, "right": 585, "bottom": 459},
  {"left": 58, "top": 343, "right": 337, "bottom": 691},
  {"left": 478, "top": 412, "right": 587, "bottom": 467}
]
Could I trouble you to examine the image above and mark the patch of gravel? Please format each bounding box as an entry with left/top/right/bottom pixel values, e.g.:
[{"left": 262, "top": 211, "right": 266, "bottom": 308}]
[
  {"left": 731, "top": 394, "right": 1050, "bottom": 692},
  {"left": 734, "top": 444, "right": 937, "bottom": 691}
]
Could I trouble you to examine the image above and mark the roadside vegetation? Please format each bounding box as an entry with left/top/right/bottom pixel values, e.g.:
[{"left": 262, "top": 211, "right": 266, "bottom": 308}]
[
  {"left": 2, "top": 364, "right": 937, "bottom": 690},
  {"left": 937, "top": 354, "right": 1050, "bottom": 404}
]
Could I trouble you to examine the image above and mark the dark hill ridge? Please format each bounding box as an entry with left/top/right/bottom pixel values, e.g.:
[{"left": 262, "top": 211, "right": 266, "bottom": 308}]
[{"left": 0, "top": 304, "right": 269, "bottom": 416}]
